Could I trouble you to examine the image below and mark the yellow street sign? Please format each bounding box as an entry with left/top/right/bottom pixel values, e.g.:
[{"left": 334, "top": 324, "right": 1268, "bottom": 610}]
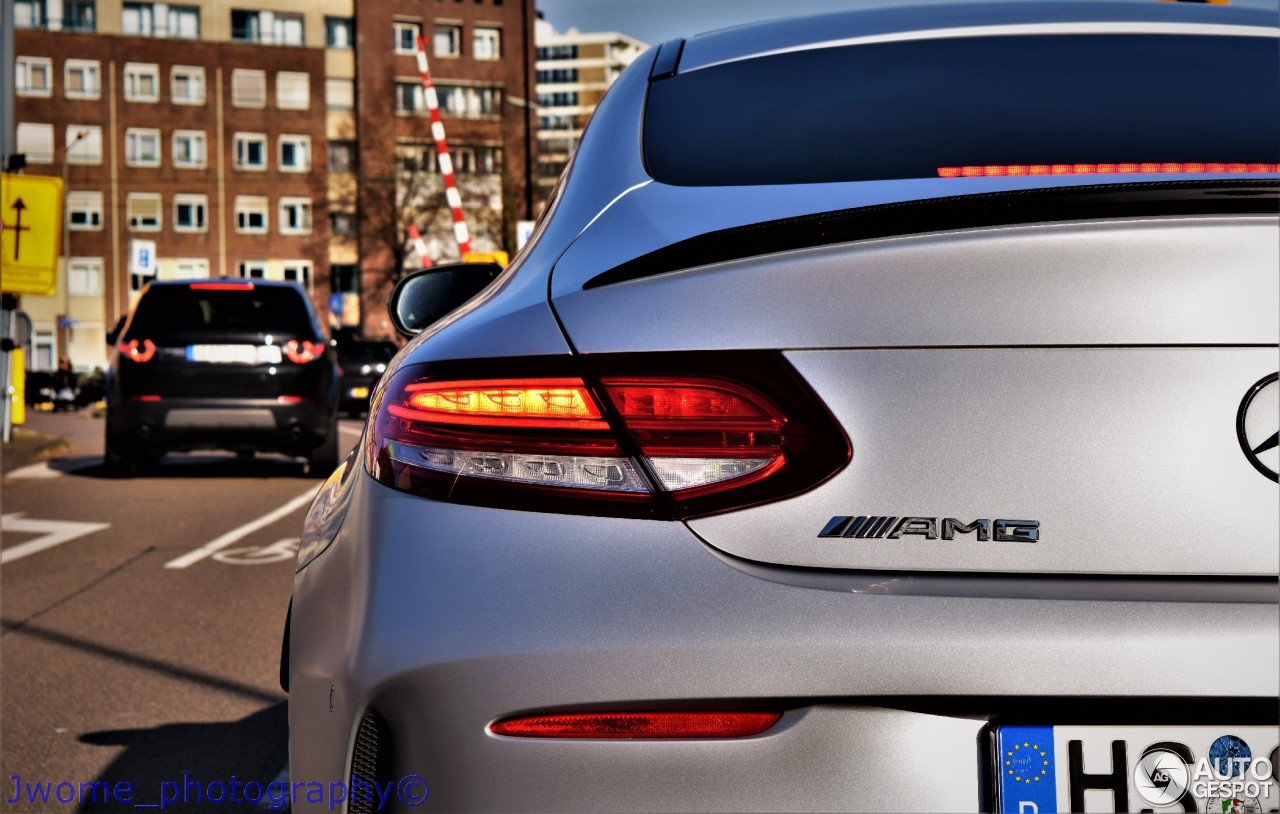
[{"left": 1, "top": 173, "right": 63, "bottom": 296}]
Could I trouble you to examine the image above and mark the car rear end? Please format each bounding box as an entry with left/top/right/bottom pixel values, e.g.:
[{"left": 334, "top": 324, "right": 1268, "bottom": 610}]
[
  {"left": 289, "top": 5, "right": 1279, "bottom": 811},
  {"left": 107, "top": 280, "right": 337, "bottom": 466}
]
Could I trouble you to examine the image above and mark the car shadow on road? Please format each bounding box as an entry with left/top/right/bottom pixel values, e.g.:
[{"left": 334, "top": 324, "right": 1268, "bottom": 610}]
[
  {"left": 53, "top": 454, "right": 316, "bottom": 480},
  {"left": 76, "top": 702, "right": 288, "bottom": 812}
]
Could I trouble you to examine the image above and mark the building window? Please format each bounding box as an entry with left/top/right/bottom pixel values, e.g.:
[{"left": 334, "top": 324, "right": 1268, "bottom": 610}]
[
  {"left": 395, "top": 82, "right": 420, "bottom": 114},
  {"left": 279, "top": 198, "right": 313, "bottom": 235},
  {"left": 175, "top": 258, "right": 210, "bottom": 279},
  {"left": 282, "top": 261, "right": 313, "bottom": 291},
  {"left": 237, "top": 261, "right": 267, "bottom": 279},
  {"left": 325, "top": 78, "right": 354, "bottom": 110},
  {"left": 64, "top": 1, "right": 96, "bottom": 32},
  {"left": 325, "top": 17, "right": 353, "bottom": 48},
  {"left": 452, "top": 146, "right": 475, "bottom": 174},
  {"left": 123, "top": 63, "right": 160, "bottom": 102},
  {"left": 235, "top": 197, "right": 269, "bottom": 234},
  {"left": 329, "top": 212, "right": 355, "bottom": 237},
  {"left": 276, "top": 72, "right": 310, "bottom": 110},
  {"left": 121, "top": 3, "right": 153, "bottom": 35},
  {"left": 273, "top": 13, "right": 304, "bottom": 46},
  {"left": 126, "top": 193, "right": 162, "bottom": 231},
  {"left": 231, "top": 69, "right": 266, "bottom": 107},
  {"left": 173, "top": 194, "right": 208, "bottom": 232},
  {"left": 437, "top": 84, "right": 501, "bottom": 117},
  {"left": 15, "top": 123, "right": 54, "bottom": 163},
  {"left": 167, "top": 5, "right": 199, "bottom": 38},
  {"left": 125, "top": 128, "right": 161, "bottom": 167},
  {"left": 233, "top": 133, "right": 267, "bottom": 170},
  {"left": 278, "top": 135, "right": 311, "bottom": 172},
  {"left": 473, "top": 27, "right": 501, "bottom": 60},
  {"left": 67, "top": 191, "right": 104, "bottom": 230},
  {"left": 68, "top": 258, "right": 104, "bottom": 296},
  {"left": 396, "top": 143, "right": 435, "bottom": 174},
  {"left": 15, "top": 57, "right": 52, "bottom": 97},
  {"left": 230, "top": 9, "right": 259, "bottom": 42},
  {"left": 394, "top": 21, "right": 421, "bottom": 54},
  {"left": 64, "top": 60, "right": 101, "bottom": 100},
  {"left": 14, "top": 0, "right": 46, "bottom": 29},
  {"left": 231, "top": 10, "right": 301, "bottom": 44},
  {"left": 171, "top": 66, "right": 205, "bottom": 104},
  {"left": 537, "top": 91, "right": 579, "bottom": 108},
  {"left": 476, "top": 145, "right": 502, "bottom": 174},
  {"left": 433, "top": 24, "right": 461, "bottom": 58},
  {"left": 65, "top": 126, "right": 103, "bottom": 164},
  {"left": 537, "top": 68, "right": 578, "bottom": 84},
  {"left": 172, "top": 130, "right": 207, "bottom": 168},
  {"left": 328, "top": 141, "right": 356, "bottom": 172},
  {"left": 537, "top": 44, "right": 578, "bottom": 61}
]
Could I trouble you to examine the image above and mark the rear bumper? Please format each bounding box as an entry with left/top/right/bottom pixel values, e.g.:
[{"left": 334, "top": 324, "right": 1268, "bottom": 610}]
[
  {"left": 288, "top": 474, "right": 1279, "bottom": 812},
  {"left": 109, "top": 397, "right": 333, "bottom": 454}
]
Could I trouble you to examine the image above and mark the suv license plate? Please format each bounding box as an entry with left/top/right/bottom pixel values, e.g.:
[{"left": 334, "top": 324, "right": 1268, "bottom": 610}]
[
  {"left": 995, "top": 725, "right": 1279, "bottom": 813},
  {"left": 187, "top": 345, "right": 282, "bottom": 364}
]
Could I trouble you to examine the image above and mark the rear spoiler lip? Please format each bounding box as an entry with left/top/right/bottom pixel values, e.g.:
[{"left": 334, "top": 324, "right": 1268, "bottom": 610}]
[{"left": 581, "top": 179, "right": 1280, "bottom": 291}]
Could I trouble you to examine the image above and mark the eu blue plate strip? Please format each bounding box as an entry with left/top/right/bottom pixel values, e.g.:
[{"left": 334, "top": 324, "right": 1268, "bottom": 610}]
[{"left": 998, "top": 725, "right": 1057, "bottom": 814}]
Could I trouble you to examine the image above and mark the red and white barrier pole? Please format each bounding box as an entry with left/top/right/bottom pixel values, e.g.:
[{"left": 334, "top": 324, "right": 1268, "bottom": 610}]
[
  {"left": 415, "top": 36, "right": 473, "bottom": 258},
  {"left": 407, "top": 225, "right": 432, "bottom": 267}
]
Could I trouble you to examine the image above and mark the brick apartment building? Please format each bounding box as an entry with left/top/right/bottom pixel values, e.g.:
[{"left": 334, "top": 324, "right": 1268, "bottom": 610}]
[{"left": 6, "top": 0, "right": 535, "bottom": 371}]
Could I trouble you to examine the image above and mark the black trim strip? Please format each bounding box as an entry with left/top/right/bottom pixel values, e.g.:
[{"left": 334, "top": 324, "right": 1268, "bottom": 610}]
[{"left": 582, "top": 180, "right": 1279, "bottom": 290}]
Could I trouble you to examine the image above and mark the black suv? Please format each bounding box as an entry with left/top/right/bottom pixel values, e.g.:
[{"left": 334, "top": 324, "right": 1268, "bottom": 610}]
[
  {"left": 334, "top": 339, "right": 398, "bottom": 417},
  {"left": 105, "top": 280, "right": 339, "bottom": 476}
]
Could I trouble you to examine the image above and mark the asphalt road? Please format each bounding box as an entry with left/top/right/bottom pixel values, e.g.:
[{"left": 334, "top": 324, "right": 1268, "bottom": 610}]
[{"left": 1, "top": 409, "right": 365, "bottom": 812}]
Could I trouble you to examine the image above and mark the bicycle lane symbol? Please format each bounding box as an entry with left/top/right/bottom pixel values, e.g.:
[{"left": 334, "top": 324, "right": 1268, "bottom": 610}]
[{"left": 211, "top": 538, "right": 299, "bottom": 565}]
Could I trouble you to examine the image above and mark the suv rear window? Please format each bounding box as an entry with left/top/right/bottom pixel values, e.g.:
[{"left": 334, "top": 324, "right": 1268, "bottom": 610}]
[
  {"left": 125, "top": 285, "right": 317, "bottom": 339},
  {"left": 643, "top": 34, "right": 1280, "bottom": 186}
]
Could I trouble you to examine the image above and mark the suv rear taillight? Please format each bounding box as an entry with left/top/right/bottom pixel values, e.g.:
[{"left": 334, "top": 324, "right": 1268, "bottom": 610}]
[
  {"left": 284, "top": 340, "right": 326, "bottom": 364},
  {"left": 366, "top": 353, "right": 849, "bottom": 519},
  {"left": 117, "top": 338, "right": 156, "bottom": 363}
]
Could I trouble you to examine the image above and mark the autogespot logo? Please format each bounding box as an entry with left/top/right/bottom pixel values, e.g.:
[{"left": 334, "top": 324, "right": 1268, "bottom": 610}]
[
  {"left": 1133, "top": 747, "right": 1191, "bottom": 807},
  {"left": 1237, "top": 373, "right": 1279, "bottom": 482}
]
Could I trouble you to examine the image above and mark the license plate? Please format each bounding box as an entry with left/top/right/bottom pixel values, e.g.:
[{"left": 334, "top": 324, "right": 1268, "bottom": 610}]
[
  {"left": 187, "top": 344, "right": 281, "bottom": 364},
  {"left": 348, "top": 386, "right": 370, "bottom": 399},
  {"left": 996, "top": 725, "right": 1279, "bottom": 813}
]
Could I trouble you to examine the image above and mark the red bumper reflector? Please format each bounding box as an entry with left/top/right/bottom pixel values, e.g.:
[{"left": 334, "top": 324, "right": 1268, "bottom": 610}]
[
  {"left": 129, "top": 395, "right": 161, "bottom": 402},
  {"left": 277, "top": 396, "right": 305, "bottom": 404},
  {"left": 489, "top": 711, "right": 781, "bottom": 739}
]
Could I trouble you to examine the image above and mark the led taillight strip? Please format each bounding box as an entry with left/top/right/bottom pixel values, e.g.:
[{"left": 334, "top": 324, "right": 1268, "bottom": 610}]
[
  {"left": 939, "top": 163, "right": 1280, "bottom": 178},
  {"left": 489, "top": 711, "right": 781, "bottom": 739},
  {"left": 389, "top": 379, "right": 609, "bottom": 430}
]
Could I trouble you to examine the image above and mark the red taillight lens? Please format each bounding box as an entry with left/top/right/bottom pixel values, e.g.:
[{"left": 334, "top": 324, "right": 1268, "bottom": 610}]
[
  {"left": 938, "top": 163, "right": 1280, "bottom": 178},
  {"left": 190, "top": 281, "right": 255, "bottom": 290},
  {"left": 284, "top": 340, "right": 326, "bottom": 364},
  {"left": 117, "top": 338, "right": 156, "bottom": 363},
  {"left": 490, "top": 711, "right": 780, "bottom": 739},
  {"left": 366, "top": 354, "right": 850, "bottom": 519}
]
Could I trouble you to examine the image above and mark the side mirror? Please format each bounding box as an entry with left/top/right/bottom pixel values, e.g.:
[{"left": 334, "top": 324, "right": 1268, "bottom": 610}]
[
  {"left": 387, "top": 263, "right": 503, "bottom": 339},
  {"left": 106, "top": 316, "right": 126, "bottom": 346}
]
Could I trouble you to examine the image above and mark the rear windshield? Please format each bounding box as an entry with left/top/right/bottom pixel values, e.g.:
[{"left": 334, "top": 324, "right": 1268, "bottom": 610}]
[
  {"left": 643, "top": 34, "right": 1280, "bottom": 186},
  {"left": 126, "top": 286, "right": 317, "bottom": 339}
]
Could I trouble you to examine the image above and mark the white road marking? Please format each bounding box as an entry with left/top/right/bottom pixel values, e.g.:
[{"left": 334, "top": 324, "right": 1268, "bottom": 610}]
[
  {"left": 4, "top": 462, "right": 62, "bottom": 480},
  {"left": 163, "top": 489, "right": 317, "bottom": 570},
  {"left": 1, "top": 514, "right": 111, "bottom": 564},
  {"left": 212, "top": 537, "right": 299, "bottom": 565}
]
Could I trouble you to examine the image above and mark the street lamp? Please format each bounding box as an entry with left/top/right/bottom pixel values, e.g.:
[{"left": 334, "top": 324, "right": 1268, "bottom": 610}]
[{"left": 60, "top": 128, "right": 90, "bottom": 363}]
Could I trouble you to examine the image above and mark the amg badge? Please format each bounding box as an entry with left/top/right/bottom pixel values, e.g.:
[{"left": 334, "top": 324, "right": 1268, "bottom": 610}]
[{"left": 818, "top": 516, "right": 1039, "bottom": 542}]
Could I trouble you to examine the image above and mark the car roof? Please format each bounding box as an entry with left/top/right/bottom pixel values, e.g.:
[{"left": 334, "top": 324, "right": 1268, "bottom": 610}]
[{"left": 146, "top": 278, "right": 306, "bottom": 290}]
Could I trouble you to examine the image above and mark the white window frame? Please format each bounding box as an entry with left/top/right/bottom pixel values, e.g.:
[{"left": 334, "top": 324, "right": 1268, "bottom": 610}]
[
  {"left": 121, "top": 3, "right": 154, "bottom": 36},
  {"left": 173, "top": 193, "right": 208, "bottom": 233},
  {"left": 433, "top": 24, "right": 461, "bottom": 58},
  {"left": 123, "top": 62, "right": 161, "bottom": 103},
  {"left": 237, "top": 260, "right": 267, "bottom": 279},
  {"left": 16, "top": 123, "right": 54, "bottom": 164},
  {"left": 126, "top": 192, "right": 163, "bottom": 232},
  {"left": 394, "top": 21, "right": 421, "bottom": 54},
  {"left": 16, "top": 56, "right": 52, "bottom": 97},
  {"left": 124, "top": 127, "right": 162, "bottom": 167},
  {"left": 233, "top": 132, "right": 268, "bottom": 171},
  {"left": 67, "top": 191, "right": 104, "bottom": 231},
  {"left": 64, "top": 59, "right": 101, "bottom": 100},
  {"left": 278, "top": 197, "right": 313, "bottom": 235},
  {"left": 172, "top": 130, "right": 207, "bottom": 169},
  {"left": 234, "top": 196, "right": 269, "bottom": 234},
  {"left": 231, "top": 69, "right": 267, "bottom": 108},
  {"left": 281, "top": 260, "right": 313, "bottom": 291},
  {"left": 171, "top": 65, "right": 205, "bottom": 105},
  {"left": 473, "top": 27, "right": 501, "bottom": 61},
  {"left": 65, "top": 125, "right": 104, "bottom": 165},
  {"left": 68, "top": 257, "right": 104, "bottom": 296},
  {"left": 167, "top": 5, "right": 200, "bottom": 39},
  {"left": 278, "top": 135, "right": 311, "bottom": 172},
  {"left": 272, "top": 13, "right": 304, "bottom": 46},
  {"left": 275, "top": 72, "right": 310, "bottom": 111},
  {"left": 326, "top": 17, "right": 353, "bottom": 49},
  {"left": 395, "top": 81, "right": 420, "bottom": 114}
]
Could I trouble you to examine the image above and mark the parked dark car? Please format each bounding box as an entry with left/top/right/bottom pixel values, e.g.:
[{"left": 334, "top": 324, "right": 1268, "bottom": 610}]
[
  {"left": 334, "top": 340, "right": 398, "bottom": 417},
  {"left": 104, "top": 279, "right": 339, "bottom": 476}
]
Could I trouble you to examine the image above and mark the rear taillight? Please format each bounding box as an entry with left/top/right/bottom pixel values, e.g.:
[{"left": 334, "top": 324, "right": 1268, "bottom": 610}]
[
  {"left": 366, "top": 354, "right": 850, "bottom": 519},
  {"left": 284, "top": 340, "right": 326, "bottom": 364},
  {"left": 117, "top": 338, "right": 156, "bottom": 363},
  {"left": 489, "top": 711, "right": 780, "bottom": 739}
]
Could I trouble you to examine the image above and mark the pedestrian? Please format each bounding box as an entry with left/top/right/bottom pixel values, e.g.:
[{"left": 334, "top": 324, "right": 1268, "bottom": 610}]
[{"left": 52, "top": 354, "right": 78, "bottom": 412}]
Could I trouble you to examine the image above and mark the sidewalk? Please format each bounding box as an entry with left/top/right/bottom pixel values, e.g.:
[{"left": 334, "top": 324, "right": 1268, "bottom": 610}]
[{"left": 1, "top": 408, "right": 103, "bottom": 476}]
